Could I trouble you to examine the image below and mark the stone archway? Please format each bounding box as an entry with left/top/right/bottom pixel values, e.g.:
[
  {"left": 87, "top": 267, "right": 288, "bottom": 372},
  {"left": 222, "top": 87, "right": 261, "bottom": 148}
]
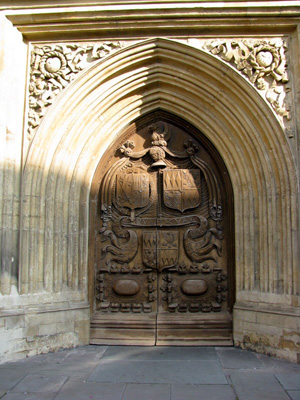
[{"left": 20, "top": 38, "right": 298, "bottom": 352}]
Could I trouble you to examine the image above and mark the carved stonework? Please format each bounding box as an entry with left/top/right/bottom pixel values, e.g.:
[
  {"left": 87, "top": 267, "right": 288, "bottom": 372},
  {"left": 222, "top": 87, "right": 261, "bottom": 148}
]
[
  {"left": 27, "top": 38, "right": 294, "bottom": 143},
  {"left": 27, "top": 42, "right": 124, "bottom": 140},
  {"left": 204, "top": 38, "right": 293, "bottom": 136}
]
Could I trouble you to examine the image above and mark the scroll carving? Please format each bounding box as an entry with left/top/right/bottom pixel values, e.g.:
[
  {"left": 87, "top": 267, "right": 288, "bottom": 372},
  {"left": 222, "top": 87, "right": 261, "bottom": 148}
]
[
  {"left": 101, "top": 227, "right": 138, "bottom": 265},
  {"left": 183, "top": 217, "right": 224, "bottom": 263},
  {"left": 28, "top": 42, "right": 123, "bottom": 140},
  {"left": 204, "top": 38, "right": 292, "bottom": 135}
]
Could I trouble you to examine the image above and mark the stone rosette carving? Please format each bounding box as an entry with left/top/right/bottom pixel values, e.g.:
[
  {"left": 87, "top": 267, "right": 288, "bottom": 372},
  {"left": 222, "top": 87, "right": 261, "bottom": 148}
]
[
  {"left": 204, "top": 39, "right": 293, "bottom": 136},
  {"left": 27, "top": 38, "right": 294, "bottom": 141},
  {"left": 27, "top": 42, "right": 124, "bottom": 140}
]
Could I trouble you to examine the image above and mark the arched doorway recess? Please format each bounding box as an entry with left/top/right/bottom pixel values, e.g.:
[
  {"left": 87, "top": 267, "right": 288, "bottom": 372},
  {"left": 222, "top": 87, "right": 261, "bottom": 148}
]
[
  {"left": 20, "top": 39, "right": 298, "bottom": 352},
  {"left": 90, "top": 111, "right": 235, "bottom": 345}
]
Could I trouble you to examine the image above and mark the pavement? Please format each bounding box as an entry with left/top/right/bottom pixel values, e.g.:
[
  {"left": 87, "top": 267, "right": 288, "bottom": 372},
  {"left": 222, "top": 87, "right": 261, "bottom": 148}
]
[{"left": 0, "top": 346, "right": 300, "bottom": 400}]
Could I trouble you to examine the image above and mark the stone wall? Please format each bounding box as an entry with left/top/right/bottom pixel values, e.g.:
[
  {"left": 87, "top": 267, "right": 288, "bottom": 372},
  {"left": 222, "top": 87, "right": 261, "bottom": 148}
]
[
  {"left": 234, "top": 301, "right": 300, "bottom": 363},
  {"left": 0, "top": 1, "right": 299, "bottom": 363},
  {"left": 0, "top": 305, "right": 89, "bottom": 363}
]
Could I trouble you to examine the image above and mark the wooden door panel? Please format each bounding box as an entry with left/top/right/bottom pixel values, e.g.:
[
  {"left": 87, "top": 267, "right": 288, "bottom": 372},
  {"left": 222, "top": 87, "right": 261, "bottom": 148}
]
[{"left": 90, "top": 113, "right": 233, "bottom": 345}]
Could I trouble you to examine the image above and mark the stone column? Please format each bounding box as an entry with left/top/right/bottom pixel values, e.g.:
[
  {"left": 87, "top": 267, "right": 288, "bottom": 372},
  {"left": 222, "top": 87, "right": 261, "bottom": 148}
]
[{"left": 0, "top": 14, "right": 27, "bottom": 294}]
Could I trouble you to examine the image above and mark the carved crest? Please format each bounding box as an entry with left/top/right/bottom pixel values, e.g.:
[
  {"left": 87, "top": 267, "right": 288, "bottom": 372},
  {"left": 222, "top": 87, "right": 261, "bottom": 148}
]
[
  {"left": 143, "top": 231, "right": 178, "bottom": 271},
  {"left": 143, "top": 232, "right": 157, "bottom": 269},
  {"left": 96, "top": 119, "right": 229, "bottom": 323},
  {"left": 115, "top": 173, "right": 150, "bottom": 210},
  {"left": 163, "top": 169, "right": 201, "bottom": 212},
  {"left": 158, "top": 231, "right": 178, "bottom": 271}
]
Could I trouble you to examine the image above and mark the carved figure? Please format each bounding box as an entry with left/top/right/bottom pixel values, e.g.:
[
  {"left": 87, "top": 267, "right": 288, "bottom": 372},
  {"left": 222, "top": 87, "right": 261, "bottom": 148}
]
[
  {"left": 148, "top": 122, "right": 170, "bottom": 167},
  {"left": 149, "top": 146, "right": 166, "bottom": 167}
]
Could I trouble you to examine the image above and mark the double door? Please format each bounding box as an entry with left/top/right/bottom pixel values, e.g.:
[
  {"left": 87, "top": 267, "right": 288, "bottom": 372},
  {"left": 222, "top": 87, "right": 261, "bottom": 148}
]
[{"left": 90, "top": 115, "right": 233, "bottom": 345}]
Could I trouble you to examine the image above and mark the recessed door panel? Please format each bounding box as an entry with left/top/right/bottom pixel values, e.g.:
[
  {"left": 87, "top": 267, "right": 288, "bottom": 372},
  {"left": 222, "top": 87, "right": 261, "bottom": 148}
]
[{"left": 90, "top": 113, "right": 234, "bottom": 345}]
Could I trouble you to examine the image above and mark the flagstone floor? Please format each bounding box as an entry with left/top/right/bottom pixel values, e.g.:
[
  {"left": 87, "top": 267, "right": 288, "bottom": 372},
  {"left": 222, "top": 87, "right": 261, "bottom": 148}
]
[{"left": 0, "top": 346, "right": 300, "bottom": 399}]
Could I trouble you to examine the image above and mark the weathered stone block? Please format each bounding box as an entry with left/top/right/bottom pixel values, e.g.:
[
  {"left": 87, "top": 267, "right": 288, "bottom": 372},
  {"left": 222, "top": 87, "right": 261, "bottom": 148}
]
[
  {"left": 28, "top": 311, "right": 71, "bottom": 326},
  {"left": 56, "top": 320, "right": 75, "bottom": 334},
  {"left": 5, "top": 315, "right": 25, "bottom": 330},
  {"left": 75, "top": 320, "right": 90, "bottom": 345},
  {"left": 256, "top": 312, "right": 298, "bottom": 329},
  {"left": 39, "top": 323, "right": 57, "bottom": 336},
  {"left": 234, "top": 309, "right": 257, "bottom": 323}
]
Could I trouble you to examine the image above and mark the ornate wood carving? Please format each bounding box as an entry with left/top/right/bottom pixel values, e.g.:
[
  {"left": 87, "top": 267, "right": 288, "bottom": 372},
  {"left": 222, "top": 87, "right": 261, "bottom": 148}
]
[{"left": 93, "top": 114, "right": 233, "bottom": 344}]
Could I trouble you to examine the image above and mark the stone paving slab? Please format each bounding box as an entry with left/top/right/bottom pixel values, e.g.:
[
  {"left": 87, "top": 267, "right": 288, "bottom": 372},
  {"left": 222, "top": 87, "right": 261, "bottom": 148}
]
[
  {"left": 101, "top": 345, "right": 217, "bottom": 361},
  {"left": 217, "top": 348, "right": 263, "bottom": 369},
  {"left": 54, "top": 381, "right": 126, "bottom": 400},
  {"left": 230, "top": 371, "right": 291, "bottom": 400},
  {"left": 11, "top": 374, "right": 68, "bottom": 394},
  {"left": 1, "top": 346, "right": 300, "bottom": 400},
  {"left": 288, "top": 391, "right": 300, "bottom": 400},
  {"left": 1, "top": 393, "right": 55, "bottom": 400},
  {"left": 88, "top": 359, "right": 227, "bottom": 384},
  {"left": 271, "top": 358, "right": 300, "bottom": 372},
  {"left": 276, "top": 374, "right": 300, "bottom": 390},
  {"left": 0, "top": 370, "right": 27, "bottom": 391},
  {"left": 33, "top": 361, "right": 96, "bottom": 381},
  {"left": 171, "top": 384, "right": 236, "bottom": 400},
  {"left": 122, "top": 383, "right": 170, "bottom": 400},
  {"left": 0, "top": 351, "right": 71, "bottom": 370},
  {"left": 63, "top": 346, "right": 108, "bottom": 363}
]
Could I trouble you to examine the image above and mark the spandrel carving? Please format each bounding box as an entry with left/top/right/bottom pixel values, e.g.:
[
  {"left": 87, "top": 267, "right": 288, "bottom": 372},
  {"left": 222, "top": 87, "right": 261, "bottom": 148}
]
[
  {"left": 27, "top": 42, "right": 124, "bottom": 141},
  {"left": 204, "top": 38, "right": 293, "bottom": 136}
]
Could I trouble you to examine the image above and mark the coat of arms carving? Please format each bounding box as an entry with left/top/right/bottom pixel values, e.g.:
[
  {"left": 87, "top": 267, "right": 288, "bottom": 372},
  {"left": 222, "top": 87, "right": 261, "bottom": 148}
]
[
  {"left": 115, "top": 173, "right": 150, "bottom": 210},
  {"left": 163, "top": 169, "right": 201, "bottom": 212},
  {"left": 143, "top": 231, "right": 178, "bottom": 271}
]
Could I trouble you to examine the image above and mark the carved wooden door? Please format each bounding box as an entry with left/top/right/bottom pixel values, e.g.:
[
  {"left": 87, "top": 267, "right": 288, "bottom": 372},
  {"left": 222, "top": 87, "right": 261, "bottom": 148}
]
[{"left": 91, "top": 114, "right": 234, "bottom": 345}]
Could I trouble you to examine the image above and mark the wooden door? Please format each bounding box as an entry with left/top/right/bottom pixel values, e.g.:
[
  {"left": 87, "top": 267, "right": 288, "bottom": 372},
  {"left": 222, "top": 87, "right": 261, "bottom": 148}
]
[{"left": 90, "top": 113, "right": 234, "bottom": 345}]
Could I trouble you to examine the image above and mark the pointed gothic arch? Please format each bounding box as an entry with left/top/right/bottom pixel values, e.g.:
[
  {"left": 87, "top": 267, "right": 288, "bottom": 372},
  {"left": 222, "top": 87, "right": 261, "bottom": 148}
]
[{"left": 20, "top": 38, "right": 298, "bottom": 322}]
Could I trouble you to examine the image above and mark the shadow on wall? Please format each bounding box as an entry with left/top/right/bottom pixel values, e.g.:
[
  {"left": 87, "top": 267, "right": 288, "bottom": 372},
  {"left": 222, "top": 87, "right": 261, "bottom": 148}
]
[
  {"left": 0, "top": 38, "right": 298, "bottom": 362},
  {"left": 18, "top": 39, "right": 298, "bottom": 300}
]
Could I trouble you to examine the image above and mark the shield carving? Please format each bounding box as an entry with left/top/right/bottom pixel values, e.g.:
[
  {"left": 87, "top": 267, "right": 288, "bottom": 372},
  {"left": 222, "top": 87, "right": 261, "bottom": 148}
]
[
  {"left": 143, "top": 231, "right": 178, "bottom": 271},
  {"left": 143, "top": 232, "right": 157, "bottom": 269},
  {"left": 157, "top": 231, "right": 178, "bottom": 271},
  {"left": 163, "top": 169, "right": 201, "bottom": 212},
  {"left": 115, "top": 173, "right": 150, "bottom": 210}
]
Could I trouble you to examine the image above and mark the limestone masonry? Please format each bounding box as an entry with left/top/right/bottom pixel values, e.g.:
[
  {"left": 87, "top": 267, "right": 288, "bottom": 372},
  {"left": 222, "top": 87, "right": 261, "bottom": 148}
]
[{"left": 0, "top": 1, "right": 299, "bottom": 363}]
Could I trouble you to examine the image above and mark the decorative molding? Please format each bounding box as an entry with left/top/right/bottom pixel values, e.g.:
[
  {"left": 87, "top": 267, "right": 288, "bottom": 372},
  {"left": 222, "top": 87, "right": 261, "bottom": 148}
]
[
  {"left": 27, "top": 38, "right": 294, "bottom": 143},
  {"left": 203, "top": 38, "right": 293, "bottom": 136},
  {"left": 20, "top": 38, "right": 298, "bottom": 299},
  {"left": 27, "top": 41, "right": 124, "bottom": 140}
]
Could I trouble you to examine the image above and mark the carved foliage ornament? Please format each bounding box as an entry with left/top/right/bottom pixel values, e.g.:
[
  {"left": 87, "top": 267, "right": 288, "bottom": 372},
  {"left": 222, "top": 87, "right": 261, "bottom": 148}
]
[
  {"left": 27, "top": 42, "right": 123, "bottom": 140},
  {"left": 27, "top": 39, "right": 293, "bottom": 141},
  {"left": 204, "top": 38, "right": 293, "bottom": 136}
]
